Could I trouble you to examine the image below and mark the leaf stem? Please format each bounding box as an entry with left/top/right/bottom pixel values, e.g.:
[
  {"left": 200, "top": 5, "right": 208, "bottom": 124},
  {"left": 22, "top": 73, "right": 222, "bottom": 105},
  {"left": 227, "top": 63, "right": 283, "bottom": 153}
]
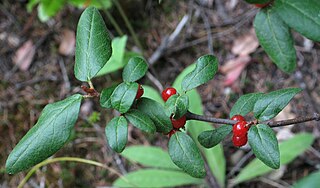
[
  {"left": 18, "top": 157, "right": 134, "bottom": 188},
  {"left": 186, "top": 111, "right": 320, "bottom": 127}
]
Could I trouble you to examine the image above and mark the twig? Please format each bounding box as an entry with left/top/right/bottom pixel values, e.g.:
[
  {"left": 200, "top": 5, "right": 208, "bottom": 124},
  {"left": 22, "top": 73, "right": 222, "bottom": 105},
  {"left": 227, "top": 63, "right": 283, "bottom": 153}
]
[
  {"left": 148, "top": 15, "right": 189, "bottom": 65},
  {"left": 227, "top": 151, "right": 253, "bottom": 177},
  {"left": 199, "top": 8, "right": 214, "bottom": 55},
  {"left": 186, "top": 111, "right": 320, "bottom": 128},
  {"left": 146, "top": 72, "right": 163, "bottom": 92},
  {"left": 204, "top": 161, "right": 221, "bottom": 188}
]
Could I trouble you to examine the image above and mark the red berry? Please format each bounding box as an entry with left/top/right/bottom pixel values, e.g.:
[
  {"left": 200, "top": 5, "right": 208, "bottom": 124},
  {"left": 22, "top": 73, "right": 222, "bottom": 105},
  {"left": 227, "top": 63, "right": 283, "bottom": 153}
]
[
  {"left": 162, "top": 87, "right": 177, "bottom": 102},
  {"left": 135, "top": 84, "right": 144, "bottom": 99},
  {"left": 167, "top": 129, "right": 177, "bottom": 138},
  {"left": 171, "top": 115, "right": 186, "bottom": 129},
  {"left": 232, "top": 121, "right": 248, "bottom": 137},
  {"left": 231, "top": 114, "right": 246, "bottom": 122},
  {"left": 232, "top": 134, "right": 248, "bottom": 147}
]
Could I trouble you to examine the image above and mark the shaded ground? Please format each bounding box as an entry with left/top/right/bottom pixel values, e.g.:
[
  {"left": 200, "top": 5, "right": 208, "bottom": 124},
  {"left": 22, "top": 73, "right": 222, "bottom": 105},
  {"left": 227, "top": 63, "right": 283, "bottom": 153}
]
[{"left": 1, "top": 0, "right": 320, "bottom": 187}]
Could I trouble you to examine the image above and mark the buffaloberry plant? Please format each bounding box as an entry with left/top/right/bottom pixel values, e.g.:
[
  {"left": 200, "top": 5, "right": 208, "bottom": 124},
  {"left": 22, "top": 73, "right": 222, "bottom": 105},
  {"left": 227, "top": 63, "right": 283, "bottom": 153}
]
[
  {"left": 5, "top": 3, "right": 320, "bottom": 187},
  {"left": 245, "top": 0, "right": 320, "bottom": 73}
]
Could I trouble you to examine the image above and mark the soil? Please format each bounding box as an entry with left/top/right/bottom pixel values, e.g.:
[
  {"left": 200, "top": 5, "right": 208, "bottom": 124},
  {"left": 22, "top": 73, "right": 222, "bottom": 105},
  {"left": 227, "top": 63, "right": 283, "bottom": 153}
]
[{"left": 1, "top": 0, "right": 320, "bottom": 187}]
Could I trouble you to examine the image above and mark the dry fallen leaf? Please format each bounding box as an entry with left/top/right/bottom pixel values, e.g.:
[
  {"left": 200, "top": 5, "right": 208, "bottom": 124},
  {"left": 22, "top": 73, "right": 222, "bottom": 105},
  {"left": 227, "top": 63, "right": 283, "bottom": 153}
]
[
  {"left": 231, "top": 30, "right": 259, "bottom": 56},
  {"left": 58, "top": 29, "right": 75, "bottom": 56},
  {"left": 221, "top": 55, "right": 251, "bottom": 86},
  {"left": 13, "top": 40, "right": 35, "bottom": 71}
]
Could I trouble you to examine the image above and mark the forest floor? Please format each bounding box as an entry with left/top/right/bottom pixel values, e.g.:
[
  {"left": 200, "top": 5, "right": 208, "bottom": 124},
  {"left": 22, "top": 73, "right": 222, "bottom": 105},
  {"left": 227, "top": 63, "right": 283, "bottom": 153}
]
[{"left": 1, "top": 0, "right": 320, "bottom": 187}]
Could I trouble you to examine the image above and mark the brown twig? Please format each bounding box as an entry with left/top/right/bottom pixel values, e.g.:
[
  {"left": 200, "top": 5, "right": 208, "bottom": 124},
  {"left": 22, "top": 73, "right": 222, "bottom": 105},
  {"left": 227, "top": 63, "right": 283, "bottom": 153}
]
[{"left": 186, "top": 111, "right": 320, "bottom": 128}]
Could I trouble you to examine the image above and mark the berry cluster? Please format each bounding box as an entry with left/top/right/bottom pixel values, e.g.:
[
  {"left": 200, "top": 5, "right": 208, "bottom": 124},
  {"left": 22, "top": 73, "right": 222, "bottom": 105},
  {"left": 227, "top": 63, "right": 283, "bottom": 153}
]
[
  {"left": 231, "top": 115, "right": 248, "bottom": 147},
  {"left": 162, "top": 87, "right": 187, "bottom": 137}
]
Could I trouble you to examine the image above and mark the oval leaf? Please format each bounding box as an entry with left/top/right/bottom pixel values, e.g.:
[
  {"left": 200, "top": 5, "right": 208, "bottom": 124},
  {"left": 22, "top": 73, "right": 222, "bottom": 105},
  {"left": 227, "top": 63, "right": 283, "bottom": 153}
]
[
  {"left": 181, "top": 55, "right": 218, "bottom": 92},
  {"left": 168, "top": 132, "right": 206, "bottom": 178},
  {"left": 165, "top": 94, "right": 189, "bottom": 119},
  {"left": 110, "top": 82, "right": 138, "bottom": 113},
  {"left": 254, "top": 8, "right": 296, "bottom": 73},
  {"left": 248, "top": 124, "right": 279, "bottom": 169},
  {"left": 136, "top": 98, "right": 172, "bottom": 133},
  {"left": 233, "top": 133, "right": 314, "bottom": 184},
  {"left": 6, "top": 94, "right": 82, "bottom": 174},
  {"left": 113, "top": 169, "right": 203, "bottom": 188},
  {"left": 253, "top": 88, "right": 302, "bottom": 121},
  {"left": 121, "top": 146, "right": 179, "bottom": 169},
  {"left": 274, "top": 0, "right": 320, "bottom": 41},
  {"left": 122, "top": 56, "right": 148, "bottom": 82},
  {"left": 198, "top": 125, "right": 232, "bottom": 148},
  {"left": 173, "top": 64, "right": 226, "bottom": 187},
  {"left": 105, "top": 116, "right": 128, "bottom": 153},
  {"left": 100, "top": 84, "right": 118, "bottom": 108},
  {"left": 293, "top": 170, "right": 320, "bottom": 188},
  {"left": 75, "top": 7, "right": 112, "bottom": 81},
  {"left": 124, "top": 109, "right": 156, "bottom": 133},
  {"left": 230, "top": 92, "right": 263, "bottom": 118}
]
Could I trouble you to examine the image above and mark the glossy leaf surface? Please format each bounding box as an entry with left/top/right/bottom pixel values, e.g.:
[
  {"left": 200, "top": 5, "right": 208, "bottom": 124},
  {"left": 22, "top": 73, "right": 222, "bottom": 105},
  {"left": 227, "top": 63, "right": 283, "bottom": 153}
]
[
  {"left": 248, "top": 124, "right": 280, "bottom": 169},
  {"left": 124, "top": 109, "right": 156, "bottom": 133},
  {"left": 253, "top": 88, "right": 301, "bottom": 121},
  {"left": 110, "top": 82, "right": 138, "bottom": 113},
  {"left": 75, "top": 7, "right": 112, "bottom": 81},
  {"left": 254, "top": 8, "right": 296, "bottom": 73},
  {"left": 136, "top": 98, "right": 172, "bottom": 133},
  {"left": 198, "top": 125, "right": 232, "bottom": 148},
  {"left": 122, "top": 57, "right": 148, "bottom": 82},
  {"left": 168, "top": 132, "right": 206, "bottom": 178},
  {"left": 105, "top": 116, "right": 128, "bottom": 153},
  {"left": 181, "top": 55, "right": 218, "bottom": 92},
  {"left": 6, "top": 94, "right": 82, "bottom": 174}
]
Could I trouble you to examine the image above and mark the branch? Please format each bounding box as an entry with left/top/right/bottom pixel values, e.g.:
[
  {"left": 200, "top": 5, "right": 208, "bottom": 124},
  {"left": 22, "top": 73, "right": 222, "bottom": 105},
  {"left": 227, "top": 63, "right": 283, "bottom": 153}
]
[{"left": 186, "top": 111, "right": 320, "bottom": 128}]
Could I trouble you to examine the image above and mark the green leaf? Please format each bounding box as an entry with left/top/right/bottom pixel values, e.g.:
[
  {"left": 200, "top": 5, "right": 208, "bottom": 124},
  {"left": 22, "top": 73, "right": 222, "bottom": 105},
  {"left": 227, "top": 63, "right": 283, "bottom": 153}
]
[
  {"left": 181, "top": 55, "right": 218, "bottom": 92},
  {"left": 99, "top": 84, "right": 118, "bottom": 108},
  {"left": 122, "top": 57, "right": 148, "bottom": 82},
  {"left": 198, "top": 125, "right": 232, "bottom": 148},
  {"left": 142, "top": 85, "right": 164, "bottom": 105},
  {"left": 293, "top": 170, "right": 320, "bottom": 188},
  {"left": 74, "top": 7, "right": 112, "bottom": 81},
  {"left": 96, "top": 36, "right": 128, "bottom": 76},
  {"left": 254, "top": 8, "right": 296, "bottom": 73},
  {"left": 230, "top": 93, "right": 263, "bottom": 118},
  {"left": 110, "top": 82, "right": 138, "bottom": 113},
  {"left": 173, "top": 64, "right": 226, "bottom": 187},
  {"left": 273, "top": 0, "right": 320, "bottom": 41},
  {"left": 253, "top": 88, "right": 302, "bottom": 121},
  {"left": 245, "top": 0, "right": 270, "bottom": 4},
  {"left": 124, "top": 109, "right": 156, "bottom": 133},
  {"left": 27, "top": 0, "right": 40, "bottom": 12},
  {"left": 168, "top": 132, "right": 206, "bottom": 178},
  {"left": 121, "top": 146, "right": 179, "bottom": 169},
  {"left": 165, "top": 94, "right": 189, "bottom": 119},
  {"left": 233, "top": 133, "right": 314, "bottom": 184},
  {"left": 5, "top": 94, "right": 82, "bottom": 174},
  {"left": 113, "top": 169, "right": 203, "bottom": 188},
  {"left": 105, "top": 116, "right": 128, "bottom": 153},
  {"left": 136, "top": 98, "right": 172, "bottom": 133},
  {"left": 37, "top": 0, "right": 64, "bottom": 22},
  {"left": 248, "top": 124, "right": 280, "bottom": 169}
]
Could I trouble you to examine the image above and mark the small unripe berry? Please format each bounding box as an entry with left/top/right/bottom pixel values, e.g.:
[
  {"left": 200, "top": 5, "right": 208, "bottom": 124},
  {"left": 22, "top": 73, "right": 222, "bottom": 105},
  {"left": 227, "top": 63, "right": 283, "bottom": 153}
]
[
  {"left": 162, "top": 87, "right": 177, "bottom": 102},
  {"left": 171, "top": 115, "right": 187, "bottom": 129},
  {"left": 233, "top": 121, "right": 248, "bottom": 137},
  {"left": 135, "top": 84, "right": 144, "bottom": 99},
  {"left": 231, "top": 114, "right": 246, "bottom": 122},
  {"left": 232, "top": 134, "right": 248, "bottom": 147}
]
